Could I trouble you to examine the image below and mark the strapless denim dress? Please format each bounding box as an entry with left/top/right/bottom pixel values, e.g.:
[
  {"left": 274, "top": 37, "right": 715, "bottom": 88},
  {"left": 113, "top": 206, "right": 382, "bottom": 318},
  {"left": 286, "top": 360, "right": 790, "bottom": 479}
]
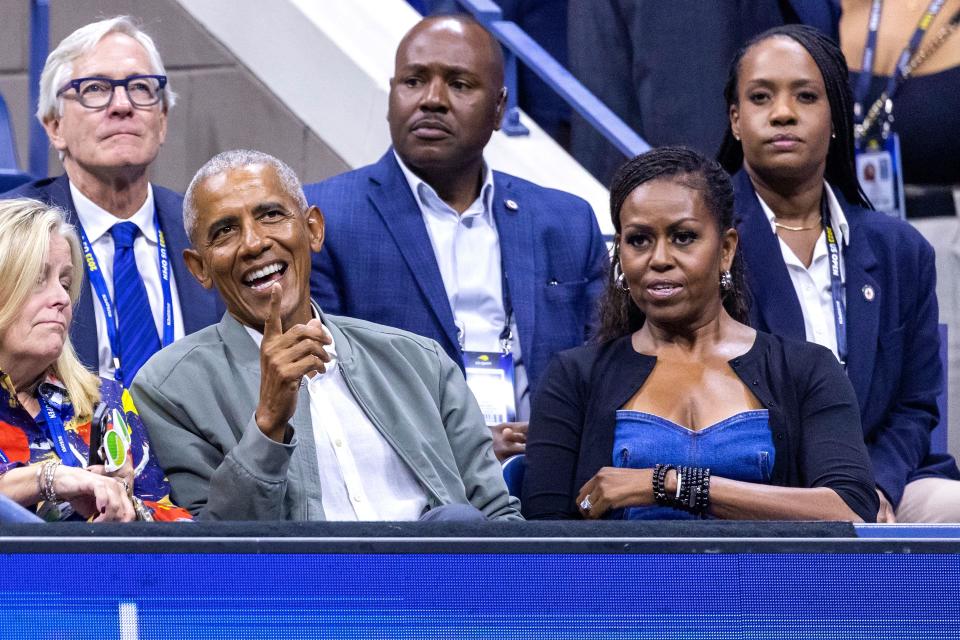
[{"left": 612, "top": 409, "right": 775, "bottom": 520}]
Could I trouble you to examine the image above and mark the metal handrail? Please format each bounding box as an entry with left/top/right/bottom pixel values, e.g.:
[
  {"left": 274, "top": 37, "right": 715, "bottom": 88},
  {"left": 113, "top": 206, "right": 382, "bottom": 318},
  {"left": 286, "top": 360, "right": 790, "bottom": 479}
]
[{"left": 451, "top": 0, "right": 649, "bottom": 157}]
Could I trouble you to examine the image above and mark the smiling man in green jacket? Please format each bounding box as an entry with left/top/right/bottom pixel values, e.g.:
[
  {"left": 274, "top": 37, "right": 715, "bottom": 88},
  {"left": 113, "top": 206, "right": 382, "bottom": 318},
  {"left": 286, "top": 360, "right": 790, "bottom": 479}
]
[{"left": 131, "top": 149, "right": 520, "bottom": 522}]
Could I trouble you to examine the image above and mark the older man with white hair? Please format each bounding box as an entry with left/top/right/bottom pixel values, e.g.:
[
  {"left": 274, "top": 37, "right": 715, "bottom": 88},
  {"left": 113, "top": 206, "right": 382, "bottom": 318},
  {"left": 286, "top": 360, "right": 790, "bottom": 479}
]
[
  {"left": 3, "top": 16, "right": 221, "bottom": 387},
  {"left": 131, "top": 149, "right": 520, "bottom": 522}
]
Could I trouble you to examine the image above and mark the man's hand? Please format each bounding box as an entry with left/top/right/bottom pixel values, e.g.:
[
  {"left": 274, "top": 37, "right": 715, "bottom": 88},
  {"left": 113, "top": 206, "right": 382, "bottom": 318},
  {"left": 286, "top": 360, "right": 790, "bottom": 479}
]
[
  {"left": 255, "top": 284, "right": 331, "bottom": 441},
  {"left": 489, "top": 421, "right": 527, "bottom": 462},
  {"left": 876, "top": 488, "right": 897, "bottom": 523}
]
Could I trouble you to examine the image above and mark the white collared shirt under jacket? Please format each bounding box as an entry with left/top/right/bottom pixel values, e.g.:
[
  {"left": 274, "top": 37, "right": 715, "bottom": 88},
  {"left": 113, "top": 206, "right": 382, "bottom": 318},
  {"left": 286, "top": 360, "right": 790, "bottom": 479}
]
[
  {"left": 394, "top": 152, "right": 529, "bottom": 419},
  {"left": 71, "top": 182, "right": 185, "bottom": 379},
  {"left": 245, "top": 321, "right": 428, "bottom": 521},
  {"left": 756, "top": 181, "right": 849, "bottom": 362}
]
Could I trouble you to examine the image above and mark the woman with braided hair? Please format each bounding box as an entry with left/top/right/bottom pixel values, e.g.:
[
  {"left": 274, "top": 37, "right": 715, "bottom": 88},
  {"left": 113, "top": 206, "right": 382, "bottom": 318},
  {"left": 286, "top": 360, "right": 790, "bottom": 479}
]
[
  {"left": 521, "top": 146, "right": 877, "bottom": 521},
  {"left": 719, "top": 24, "right": 960, "bottom": 522}
]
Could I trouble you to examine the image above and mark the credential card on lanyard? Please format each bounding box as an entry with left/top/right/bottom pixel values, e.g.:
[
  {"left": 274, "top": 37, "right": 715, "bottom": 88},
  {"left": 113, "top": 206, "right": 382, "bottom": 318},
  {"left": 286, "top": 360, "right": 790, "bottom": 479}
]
[
  {"left": 463, "top": 351, "right": 517, "bottom": 426},
  {"left": 855, "top": 133, "right": 906, "bottom": 219}
]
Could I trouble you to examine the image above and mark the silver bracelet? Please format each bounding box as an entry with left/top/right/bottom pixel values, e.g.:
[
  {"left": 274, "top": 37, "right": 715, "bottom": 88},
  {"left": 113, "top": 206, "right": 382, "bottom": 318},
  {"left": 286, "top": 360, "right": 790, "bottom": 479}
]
[
  {"left": 35, "top": 463, "right": 45, "bottom": 500},
  {"left": 40, "top": 460, "right": 60, "bottom": 503},
  {"left": 132, "top": 496, "right": 154, "bottom": 522}
]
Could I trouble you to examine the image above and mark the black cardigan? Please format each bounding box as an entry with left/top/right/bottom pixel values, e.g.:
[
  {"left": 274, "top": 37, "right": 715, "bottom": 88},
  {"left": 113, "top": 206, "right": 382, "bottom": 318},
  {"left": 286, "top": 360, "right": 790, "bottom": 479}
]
[{"left": 521, "top": 331, "right": 879, "bottom": 522}]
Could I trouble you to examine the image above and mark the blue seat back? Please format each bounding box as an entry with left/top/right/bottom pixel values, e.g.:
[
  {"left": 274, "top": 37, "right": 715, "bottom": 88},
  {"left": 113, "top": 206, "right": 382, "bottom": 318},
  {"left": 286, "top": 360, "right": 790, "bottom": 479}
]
[
  {"left": 0, "top": 92, "right": 21, "bottom": 170},
  {"left": 932, "top": 323, "right": 949, "bottom": 454},
  {"left": 0, "top": 494, "right": 43, "bottom": 523},
  {"left": 501, "top": 453, "right": 526, "bottom": 499},
  {"left": 0, "top": 92, "right": 32, "bottom": 191}
]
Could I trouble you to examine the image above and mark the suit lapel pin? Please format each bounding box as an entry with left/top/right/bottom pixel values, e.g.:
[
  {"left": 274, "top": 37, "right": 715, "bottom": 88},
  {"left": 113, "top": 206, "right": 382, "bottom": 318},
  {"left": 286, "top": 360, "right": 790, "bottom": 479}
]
[
  {"left": 862, "top": 285, "right": 876, "bottom": 302},
  {"left": 504, "top": 199, "right": 519, "bottom": 211}
]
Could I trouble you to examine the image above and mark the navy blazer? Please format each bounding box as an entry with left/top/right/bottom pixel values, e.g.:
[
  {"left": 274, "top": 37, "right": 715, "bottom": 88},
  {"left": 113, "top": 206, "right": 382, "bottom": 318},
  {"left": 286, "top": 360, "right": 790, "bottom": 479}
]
[
  {"left": 733, "top": 170, "right": 960, "bottom": 507},
  {"left": 2, "top": 174, "right": 223, "bottom": 372},
  {"left": 304, "top": 151, "right": 609, "bottom": 394}
]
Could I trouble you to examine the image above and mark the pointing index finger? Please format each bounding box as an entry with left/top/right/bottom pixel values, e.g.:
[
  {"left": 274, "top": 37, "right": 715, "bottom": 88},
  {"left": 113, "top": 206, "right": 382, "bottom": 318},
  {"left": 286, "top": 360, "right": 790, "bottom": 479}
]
[{"left": 264, "top": 283, "right": 284, "bottom": 339}]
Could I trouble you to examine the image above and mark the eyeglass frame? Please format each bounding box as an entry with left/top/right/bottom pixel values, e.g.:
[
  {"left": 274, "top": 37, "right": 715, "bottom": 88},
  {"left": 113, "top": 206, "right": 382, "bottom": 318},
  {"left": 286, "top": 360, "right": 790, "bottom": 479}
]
[{"left": 55, "top": 74, "right": 168, "bottom": 109}]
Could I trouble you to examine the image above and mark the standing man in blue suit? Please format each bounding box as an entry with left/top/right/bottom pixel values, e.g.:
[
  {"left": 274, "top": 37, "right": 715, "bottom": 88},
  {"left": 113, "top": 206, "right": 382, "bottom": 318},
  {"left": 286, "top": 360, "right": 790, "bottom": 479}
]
[
  {"left": 304, "top": 15, "right": 608, "bottom": 460},
  {"left": 2, "top": 17, "right": 221, "bottom": 387}
]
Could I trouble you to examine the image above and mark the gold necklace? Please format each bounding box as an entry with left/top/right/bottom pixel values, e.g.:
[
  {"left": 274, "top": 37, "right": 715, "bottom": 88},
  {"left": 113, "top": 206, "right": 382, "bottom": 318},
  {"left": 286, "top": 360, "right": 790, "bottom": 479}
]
[{"left": 773, "top": 220, "right": 818, "bottom": 232}]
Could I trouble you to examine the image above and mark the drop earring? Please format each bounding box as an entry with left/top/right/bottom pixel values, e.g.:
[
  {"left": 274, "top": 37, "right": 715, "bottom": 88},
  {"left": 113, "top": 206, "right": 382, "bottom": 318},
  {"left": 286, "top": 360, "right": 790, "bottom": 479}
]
[
  {"left": 720, "top": 270, "right": 733, "bottom": 291},
  {"left": 614, "top": 261, "right": 629, "bottom": 292}
]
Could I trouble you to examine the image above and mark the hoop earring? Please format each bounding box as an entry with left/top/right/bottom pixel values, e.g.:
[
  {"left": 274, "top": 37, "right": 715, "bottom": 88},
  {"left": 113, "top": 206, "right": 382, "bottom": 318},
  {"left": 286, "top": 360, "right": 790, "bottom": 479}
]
[
  {"left": 614, "top": 261, "right": 629, "bottom": 292},
  {"left": 720, "top": 270, "right": 733, "bottom": 291}
]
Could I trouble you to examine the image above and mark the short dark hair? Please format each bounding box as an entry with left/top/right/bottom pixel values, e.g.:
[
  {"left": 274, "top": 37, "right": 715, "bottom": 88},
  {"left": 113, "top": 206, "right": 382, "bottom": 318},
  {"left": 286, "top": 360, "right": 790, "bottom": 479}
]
[
  {"left": 399, "top": 13, "right": 505, "bottom": 86},
  {"left": 716, "top": 24, "right": 870, "bottom": 208},
  {"left": 596, "top": 146, "right": 749, "bottom": 342}
]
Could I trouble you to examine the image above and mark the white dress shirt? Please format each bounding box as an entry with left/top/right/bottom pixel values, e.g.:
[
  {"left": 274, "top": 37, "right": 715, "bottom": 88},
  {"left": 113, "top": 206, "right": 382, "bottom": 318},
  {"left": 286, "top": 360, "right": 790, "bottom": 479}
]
[
  {"left": 71, "top": 182, "right": 185, "bottom": 379},
  {"left": 394, "top": 153, "right": 530, "bottom": 419},
  {"left": 757, "top": 182, "right": 849, "bottom": 361},
  {"left": 245, "top": 319, "right": 428, "bottom": 521}
]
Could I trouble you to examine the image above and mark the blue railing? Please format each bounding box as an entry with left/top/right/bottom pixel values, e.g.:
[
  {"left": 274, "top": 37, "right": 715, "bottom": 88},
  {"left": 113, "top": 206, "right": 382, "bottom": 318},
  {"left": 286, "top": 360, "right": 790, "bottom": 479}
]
[
  {"left": 445, "top": 0, "right": 650, "bottom": 157},
  {"left": 28, "top": 0, "right": 50, "bottom": 179}
]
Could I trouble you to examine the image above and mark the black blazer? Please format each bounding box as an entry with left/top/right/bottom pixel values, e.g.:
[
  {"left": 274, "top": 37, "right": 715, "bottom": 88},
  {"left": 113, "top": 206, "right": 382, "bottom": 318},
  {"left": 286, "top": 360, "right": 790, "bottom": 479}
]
[
  {"left": 522, "top": 331, "right": 879, "bottom": 522},
  {"left": 2, "top": 175, "right": 223, "bottom": 371}
]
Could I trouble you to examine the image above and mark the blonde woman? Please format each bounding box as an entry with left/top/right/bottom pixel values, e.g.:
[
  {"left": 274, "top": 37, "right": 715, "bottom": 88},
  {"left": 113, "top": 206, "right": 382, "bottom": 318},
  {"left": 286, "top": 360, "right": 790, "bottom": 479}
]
[{"left": 0, "top": 198, "right": 189, "bottom": 521}]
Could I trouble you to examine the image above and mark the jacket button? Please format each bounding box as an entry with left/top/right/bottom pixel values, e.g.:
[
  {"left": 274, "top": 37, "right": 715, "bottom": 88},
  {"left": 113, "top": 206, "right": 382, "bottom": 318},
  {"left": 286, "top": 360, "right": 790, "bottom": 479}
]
[{"left": 776, "top": 434, "right": 784, "bottom": 441}]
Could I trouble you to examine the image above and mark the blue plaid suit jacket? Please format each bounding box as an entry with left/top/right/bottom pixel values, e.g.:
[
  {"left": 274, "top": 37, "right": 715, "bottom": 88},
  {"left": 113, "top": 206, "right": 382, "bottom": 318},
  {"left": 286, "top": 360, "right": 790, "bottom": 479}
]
[{"left": 304, "top": 151, "right": 608, "bottom": 394}]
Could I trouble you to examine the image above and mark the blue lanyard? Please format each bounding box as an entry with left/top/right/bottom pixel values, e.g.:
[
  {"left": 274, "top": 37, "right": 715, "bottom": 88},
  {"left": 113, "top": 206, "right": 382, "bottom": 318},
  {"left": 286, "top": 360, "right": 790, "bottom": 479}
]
[
  {"left": 821, "top": 193, "right": 848, "bottom": 367},
  {"left": 77, "top": 212, "right": 175, "bottom": 383},
  {"left": 854, "top": 0, "right": 946, "bottom": 120},
  {"left": 36, "top": 392, "right": 82, "bottom": 468}
]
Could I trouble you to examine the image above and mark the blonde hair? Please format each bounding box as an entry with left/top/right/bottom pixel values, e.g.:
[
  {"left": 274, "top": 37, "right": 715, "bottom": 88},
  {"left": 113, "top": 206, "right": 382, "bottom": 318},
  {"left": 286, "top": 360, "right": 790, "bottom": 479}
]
[
  {"left": 37, "top": 15, "right": 176, "bottom": 124},
  {"left": 0, "top": 198, "right": 100, "bottom": 419}
]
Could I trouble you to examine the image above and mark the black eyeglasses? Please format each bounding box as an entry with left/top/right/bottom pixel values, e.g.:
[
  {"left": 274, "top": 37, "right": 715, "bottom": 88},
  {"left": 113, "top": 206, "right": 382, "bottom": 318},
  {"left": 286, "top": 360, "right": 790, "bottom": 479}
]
[{"left": 56, "top": 75, "right": 167, "bottom": 109}]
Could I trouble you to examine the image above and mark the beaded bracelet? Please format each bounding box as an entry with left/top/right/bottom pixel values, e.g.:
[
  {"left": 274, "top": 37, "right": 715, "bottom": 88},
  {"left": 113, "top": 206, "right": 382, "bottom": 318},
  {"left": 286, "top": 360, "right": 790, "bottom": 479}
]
[
  {"left": 652, "top": 464, "right": 711, "bottom": 515},
  {"left": 698, "top": 468, "right": 711, "bottom": 513},
  {"left": 676, "top": 465, "right": 711, "bottom": 515},
  {"left": 652, "top": 463, "right": 676, "bottom": 506}
]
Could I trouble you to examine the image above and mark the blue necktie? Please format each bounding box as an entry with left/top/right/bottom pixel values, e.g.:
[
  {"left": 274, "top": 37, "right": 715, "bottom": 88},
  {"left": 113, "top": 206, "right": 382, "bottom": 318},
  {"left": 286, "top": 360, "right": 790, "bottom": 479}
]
[{"left": 110, "top": 222, "right": 161, "bottom": 387}]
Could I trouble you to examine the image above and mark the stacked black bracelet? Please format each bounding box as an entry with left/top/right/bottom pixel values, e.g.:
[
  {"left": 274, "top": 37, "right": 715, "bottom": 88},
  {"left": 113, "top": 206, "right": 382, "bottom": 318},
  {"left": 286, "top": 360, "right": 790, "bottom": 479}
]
[
  {"left": 651, "top": 464, "right": 711, "bottom": 516},
  {"left": 652, "top": 464, "right": 676, "bottom": 507}
]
